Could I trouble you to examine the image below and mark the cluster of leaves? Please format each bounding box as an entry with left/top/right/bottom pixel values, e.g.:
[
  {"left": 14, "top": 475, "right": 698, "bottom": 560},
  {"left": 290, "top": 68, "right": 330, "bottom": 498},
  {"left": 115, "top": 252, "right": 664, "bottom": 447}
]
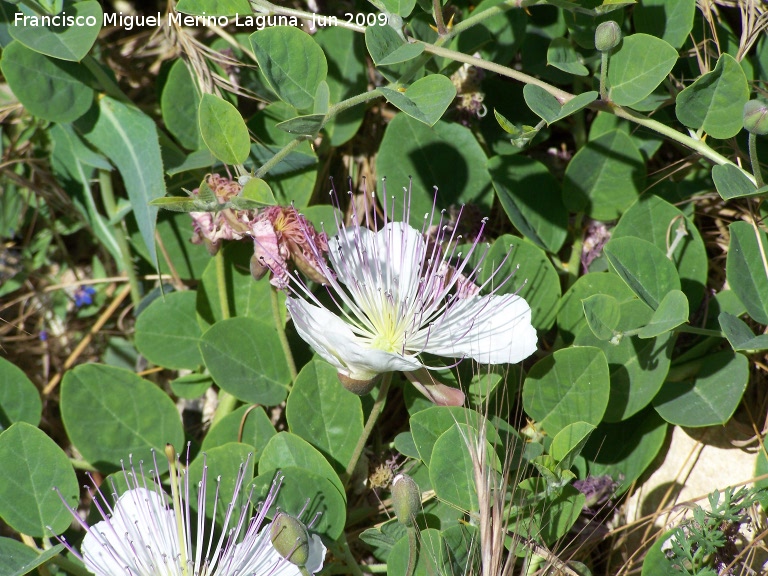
[
  {"left": 1, "top": 0, "right": 768, "bottom": 574},
  {"left": 643, "top": 486, "right": 765, "bottom": 575}
]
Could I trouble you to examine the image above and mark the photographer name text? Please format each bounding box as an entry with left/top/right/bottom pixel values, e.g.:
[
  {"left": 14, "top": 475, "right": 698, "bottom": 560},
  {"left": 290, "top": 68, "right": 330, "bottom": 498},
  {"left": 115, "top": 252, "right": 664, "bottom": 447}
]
[{"left": 14, "top": 12, "right": 389, "bottom": 31}]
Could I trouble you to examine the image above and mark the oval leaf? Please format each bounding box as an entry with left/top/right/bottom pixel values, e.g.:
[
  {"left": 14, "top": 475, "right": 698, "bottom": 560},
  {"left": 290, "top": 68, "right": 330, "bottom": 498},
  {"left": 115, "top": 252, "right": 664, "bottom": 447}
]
[
  {"left": 653, "top": 350, "right": 748, "bottom": 426},
  {"left": 60, "top": 364, "right": 184, "bottom": 470},
  {"left": 249, "top": 26, "right": 327, "bottom": 111},
  {"left": 10, "top": 1, "right": 102, "bottom": 61},
  {"left": 198, "top": 93, "right": 251, "bottom": 165},
  {"left": 638, "top": 289, "right": 688, "bottom": 338},
  {"left": 582, "top": 293, "right": 621, "bottom": 340},
  {"left": 675, "top": 53, "right": 749, "bottom": 139},
  {"left": 608, "top": 34, "right": 678, "bottom": 106},
  {"left": 286, "top": 359, "right": 364, "bottom": 472},
  {"left": 0, "top": 422, "right": 78, "bottom": 537},
  {"left": 523, "top": 346, "right": 610, "bottom": 436},
  {"left": 134, "top": 291, "right": 203, "bottom": 369},
  {"left": 604, "top": 237, "right": 681, "bottom": 310},
  {"left": 199, "top": 317, "right": 290, "bottom": 406},
  {"left": 0, "top": 357, "right": 42, "bottom": 432},
  {"left": 379, "top": 75, "right": 457, "bottom": 127},
  {"left": 1, "top": 41, "right": 93, "bottom": 123},
  {"left": 563, "top": 130, "right": 646, "bottom": 221},
  {"left": 726, "top": 221, "right": 768, "bottom": 324}
]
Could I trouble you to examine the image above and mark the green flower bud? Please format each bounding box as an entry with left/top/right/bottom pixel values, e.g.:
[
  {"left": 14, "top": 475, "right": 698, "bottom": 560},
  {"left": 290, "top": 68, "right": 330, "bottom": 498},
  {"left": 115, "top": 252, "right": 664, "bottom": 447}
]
[
  {"left": 270, "top": 512, "right": 310, "bottom": 566},
  {"left": 595, "top": 21, "right": 621, "bottom": 52},
  {"left": 392, "top": 474, "right": 420, "bottom": 527},
  {"left": 337, "top": 372, "right": 380, "bottom": 396},
  {"left": 743, "top": 99, "right": 768, "bottom": 135}
]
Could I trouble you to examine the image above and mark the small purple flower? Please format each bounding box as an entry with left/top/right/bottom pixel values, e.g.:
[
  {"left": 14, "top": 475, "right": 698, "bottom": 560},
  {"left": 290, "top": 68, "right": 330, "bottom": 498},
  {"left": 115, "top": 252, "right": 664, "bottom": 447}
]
[
  {"left": 74, "top": 286, "right": 96, "bottom": 308},
  {"left": 573, "top": 474, "right": 619, "bottom": 514}
]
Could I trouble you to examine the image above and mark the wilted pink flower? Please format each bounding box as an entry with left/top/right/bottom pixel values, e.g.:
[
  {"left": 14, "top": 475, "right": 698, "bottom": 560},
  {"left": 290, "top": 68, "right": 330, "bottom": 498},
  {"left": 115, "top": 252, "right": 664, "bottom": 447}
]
[
  {"left": 189, "top": 174, "right": 258, "bottom": 255},
  {"left": 250, "top": 206, "right": 329, "bottom": 288}
]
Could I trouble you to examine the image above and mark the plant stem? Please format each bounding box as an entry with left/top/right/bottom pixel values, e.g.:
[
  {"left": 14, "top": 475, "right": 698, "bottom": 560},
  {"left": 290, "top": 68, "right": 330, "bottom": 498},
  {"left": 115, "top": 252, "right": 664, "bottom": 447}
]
[
  {"left": 336, "top": 533, "right": 365, "bottom": 576},
  {"left": 565, "top": 212, "right": 584, "bottom": 288},
  {"left": 215, "top": 248, "right": 230, "bottom": 319},
  {"left": 599, "top": 51, "right": 609, "bottom": 100},
  {"left": 675, "top": 325, "right": 723, "bottom": 337},
  {"left": 271, "top": 285, "right": 297, "bottom": 381},
  {"left": 254, "top": 138, "right": 306, "bottom": 179},
  {"left": 212, "top": 248, "right": 237, "bottom": 423},
  {"left": 344, "top": 373, "right": 393, "bottom": 484},
  {"left": 405, "top": 528, "right": 418, "bottom": 576},
  {"left": 432, "top": 0, "right": 447, "bottom": 35},
  {"left": 98, "top": 170, "right": 141, "bottom": 307},
  {"left": 748, "top": 132, "right": 765, "bottom": 187}
]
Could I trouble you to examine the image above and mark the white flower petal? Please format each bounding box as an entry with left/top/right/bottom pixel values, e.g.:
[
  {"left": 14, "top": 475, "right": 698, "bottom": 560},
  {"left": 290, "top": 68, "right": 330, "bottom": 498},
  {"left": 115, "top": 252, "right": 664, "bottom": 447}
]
[
  {"left": 330, "top": 222, "right": 425, "bottom": 300},
  {"left": 304, "top": 534, "right": 327, "bottom": 574},
  {"left": 420, "top": 294, "right": 537, "bottom": 364},
  {"left": 82, "top": 488, "right": 178, "bottom": 575},
  {"left": 286, "top": 298, "right": 422, "bottom": 380}
]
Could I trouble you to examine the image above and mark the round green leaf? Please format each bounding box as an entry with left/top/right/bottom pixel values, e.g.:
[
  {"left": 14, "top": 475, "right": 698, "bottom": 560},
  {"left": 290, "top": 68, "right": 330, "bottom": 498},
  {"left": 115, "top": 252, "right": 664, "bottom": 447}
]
[
  {"left": 675, "top": 53, "right": 749, "bottom": 139},
  {"left": 488, "top": 155, "right": 568, "bottom": 253},
  {"left": 557, "top": 272, "right": 639, "bottom": 343},
  {"left": 712, "top": 163, "right": 762, "bottom": 200},
  {"left": 430, "top": 423, "right": 500, "bottom": 512},
  {"left": 1, "top": 41, "right": 93, "bottom": 122},
  {"left": 286, "top": 358, "right": 364, "bottom": 472},
  {"left": 134, "top": 291, "right": 203, "bottom": 370},
  {"left": 0, "top": 422, "right": 78, "bottom": 537},
  {"left": 726, "top": 221, "right": 768, "bottom": 325},
  {"left": 249, "top": 26, "right": 327, "bottom": 111},
  {"left": 582, "top": 294, "right": 621, "bottom": 341},
  {"left": 198, "top": 93, "right": 250, "bottom": 164},
  {"left": 10, "top": 1, "right": 102, "bottom": 61},
  {"left": 575, "top": 313, "right": 674, "bottom": 422},
  {"left": 258, "top": 432, "right": 344, "bottom": 498},
  {"left": 410, "top": 406, "right": 482, "bottom": 467},
  {"left": 0, "top": 538, "right": 63, "bottom": 576},
  {"left": 523, "top": 347, "right": 610, "bottom": 436},
  {"left": 607, "top": 34, "right": 678, "bottom": 106},
  {"left": 60, "top": 364, "right": 184, "bottom": 471},
  {"left": 604, "top": 237, "right": 681, "bottom": 310},
  {"left": 550, "top": 422, "right": 596, "bottom": 471},
  {"left": 474, "top": 235, "right": 561, "bottom": 331},
  {"left": 199, "top": 317, "right": 290, "bottom": 406},
  {"left": 612, "top": 195, "right": 707, "bottom": 311},
  {"left": 547, "top": 37, "right": 589, "bottom": 76},
  {"left": 376, "top": 115, "right": 493, "bottom": 221},
  {"left": 638, "top": 290, "right": 689, "bottom": 339},
  {"left": 0, "top": 357, "right": 42, "bottom": 431},
  {"left": 719, "top": 312, "right": 768, "bottom": 351},
  {"left": 653, "top": 351, "right": 748, "bottom": 426},
  {"left": 634, "top": 0, "right": 695, "bottom": 49},
  {"left": 202, "top": 405, "right": 276, "bottom": 460},
  {"left": 584, "top": 408, "right": 667, "bottom": 495},
  {"left": 379, "top": 75, "right": 457, "bottom": 126},
  {"left": 250, "top": 466, "right": 346, "bottom": 540},
  {"left": 189, "top": 443, "right": 254, "bottom": 523},
  {"left": 161, "top": 60, "right": 203, "bottom": 150},
  {"left": 563, "top": 130, "right": 646, "bottom": 221},
  {"left": 641, "top": 529, "right": 680, "bottom": 576}
]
